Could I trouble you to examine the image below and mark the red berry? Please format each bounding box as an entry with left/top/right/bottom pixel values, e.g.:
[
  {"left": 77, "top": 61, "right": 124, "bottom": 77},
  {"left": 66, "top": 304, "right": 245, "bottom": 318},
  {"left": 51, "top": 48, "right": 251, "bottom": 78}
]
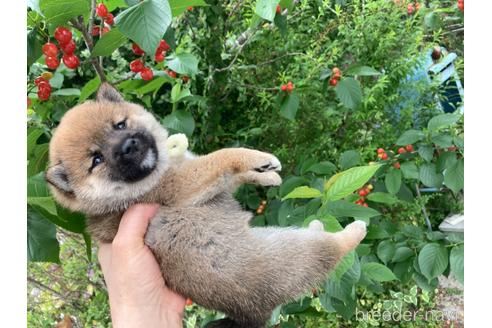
[
  {"left": 276, "top": 5, "right": 281, "bottom": 14},
  {"left": 280, "top": 84, "right": 287, "bottom": 91},
  {"left": 92, "top": 26, "right": 101, "bottom": 36},
  {"left": 182, "top": 76, "right": 190, "bottom": 83},
  {"left": 37, "top": 80, "right": 51, "bottom": 91},
  {"left": 38, "top": 87, "right": 51, "bottom": 101},
  {"left": 42, "top": 42, "right": 58, "bottom": 57},
  {"left": 101, "top": 26, "right": 110, "bottom": 35},
  {"left": 377, "top": 148, "right": 385, "bottom": 154},
  {"left": 329, "top": 78, "right": 338, "bottom": 86},
  {"left": 167, "top": 70, "right": 177, "bottom": 78},
  {"left": 407, "top": 3, "right": 415, "bottom": 15},
  {"left": 332, "top": 67, "right": 341, "bottom": 79},
  {"left": 381, "top": 153, "right": 388, "bottom": 160},
  {"left": 104, "top": 13, "right": 114, "bottom": 25},
  {"left": 397, "top": 147, "right": 406, "bottom": 154},
  {"left": 448, "top": 146, "right": 457, "bottom": 152},
  {"left": 62, "top": 54, "right": 80, "bottom": 69},
  {"left": 185, "top": 298, "right": 193, "bottom": 306},
  {"left": 358, "top": 189, "right": 368, "bottom": 197},
  {"left": 405, "top": 144, "right": 414, "bottom": 152},
  {"left": 96, "top": 3, "right": 108, "bottom": 18},
  {"left": 34, "top": 77, "right": 47, "bottom": 86},
  {"left": 155, "top": 52, "right": 165, "bottom": 63},
  {"left": 60, "top": 39, "right": 76, "bottom": 55},
  {"left": 132, "top": 43, "right": 145, "bottom": 55},
  {"left": 286, "top": 81, "right": 294, "bottom": 92},
  {"left": 140, "top": 67, "right": 153, "bottom": 81},
  {"left": 130, "top": 59, "right": 144, "bottom": 73},
  {"left": 457, "top": 1, "right": 464, "bottom": 12},
  {"left": 393, "top": 162, "right": 401, "bottom": 169},
  {"left": 45, "top": 56, "right": 60, "bottom": 69},
  {"left": 362, "top": 203, "right": 368, "bottom": 207},
  {"left": 54, "top": 27, "right": 72, "bottom": 45},
  {"left": 355, "top": 199, "right": 363, "bottom": 205},
  {"left": 187, "top": 6, "right": 193, "bottom": 11},
  {"left": 158, "top": 40, "right": 170, "bottom": 52}
]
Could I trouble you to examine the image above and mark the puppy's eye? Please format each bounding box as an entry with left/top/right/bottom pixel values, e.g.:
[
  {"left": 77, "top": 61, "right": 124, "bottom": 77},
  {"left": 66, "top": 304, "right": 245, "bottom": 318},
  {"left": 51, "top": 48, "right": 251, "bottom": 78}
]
[
  {"left": 114, "top": 120, "right": 126, "bottom": 130},
  {"left": 91, "top": 154, "right": 104, "bottom": 170}
]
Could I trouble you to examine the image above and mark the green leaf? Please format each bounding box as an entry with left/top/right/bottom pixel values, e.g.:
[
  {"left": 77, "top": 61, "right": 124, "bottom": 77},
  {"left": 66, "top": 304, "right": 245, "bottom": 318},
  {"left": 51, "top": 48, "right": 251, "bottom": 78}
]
[
  {"left": 255, "top": 0, "right": 280, "bottom": 22},
  {"left": 51, "top": 88, "right": 81, "bottom": 97},
  {"left": 166, "top": 53, "right": 199, "bottom": 76},
  {"left": 377, "top": 240, "right": 395, "bottom": 265},
  {"left": 339, "top": 150, "right": 360, "bottom": 170},
  {"left": 449, "top": 245, "right": 464, "bottom": 285},
  {"left": 28, "top": 0, "right": 43, "bottom": 14},
  {"left": 27, "top": 207, "right": 60, "bottom": 263},
  {"left": 419, "top": 163, "right": 443, "bottom": 188},
  {"left": 427, "top": 113, "right": 460, "bottom": 131},
  {"left": 91, "top": 28, "right": 128, "bottom": 57},
  {"left": 78, "top": 76, "right": 101, "bottom": 103},
  {"left": 436, "top": 152, "right": 457, "bottom": 172},
  {"left": 168, "top": 0, "right": 208, "bottom": 17},
  {"left": 162, "top": 110, "right": 195, "bottom": 136},
  {"left": 396, "top": 130, "right": 425, "bottom": 146},
  {"left": 318, "top": 214, "right": 343, "bottom": 232},
  {"left": 27, "top": 172, "right": 51, "bottom": 197},
  {"left": 418, "top": 243, "right": 448, "bottom": 281},
  {"left": 424, "top": 11, "right": 442, "bottom": 30},
  {"left": 40, "top": 0, "right": 90, "bottom": 32},
  {"left": 362, "top": 263, "right": 397, "bottom": 282},
  {"left": 334, "top": 77, "right": 362, "bottom": 109},
  {"left": 345, "top": 65, "right": 381, "bottom": 76},
  {"left": 28, "top": 197, "right": 58, "bottom": 216},
  {"left": 135, "top": 76, "right": 171, "bottom": 96},
  {"left": 325, "top": 165, "right": 381, "bottom": 201},
  {"left": 282, "top": 186, "right": 322, "bottom": 200},
  {"left": 279, "top": 176, "right": 308, "bottom": 197},
  {"left": 171, "top": 84, "right": 191, "bottom": 103},
  {"left": 392, "top": 247, "right": 414, "bottom": 263},
  {"left": 418, "top": 145, "right": 434, "bottom": 162},
  {"left": 367, "top": 192, "right": 398, "bottom": 205},
  {"left": 385, "top": 169, "right": 402, "bottom": 195},
  {"left": 279, "top": 92, "right": 299, "bottom": 121},
  {"left": 331, "top": 251, "right": 355, "bottom": 281},
  {"left": 28, "top": 144, "right": 49, "bottom": 177},
  {"left": 444, "top": 159, "right": 464, "bottom": 194},
  {"left": 400, "top": 162, "right": 419, "bottom": 180},
  {"left": 115, "top": 0, "right": 172, "bottom": 55},
  {"left": 274, "top": 13, "right": 287, "bottom": 36},
  {"left": 326, "top": 200, "right": 380, "bottom": 219},
  {"left": 27, "top": 129, "right": 44, "bottom": 155},
  {"left": 306, "top": 161, "right": 336, "bottom": 175},
  {"left": 431, "top": 134, "right": 453, "bottom": 148},
  {"left": 27, "top": 30, "right": 43, "bottom": 67}
]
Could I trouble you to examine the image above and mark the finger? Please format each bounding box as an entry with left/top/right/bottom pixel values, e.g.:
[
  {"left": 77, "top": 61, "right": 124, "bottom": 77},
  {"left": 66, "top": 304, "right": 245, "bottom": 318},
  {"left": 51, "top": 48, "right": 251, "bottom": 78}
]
[
  {"left": 98, "top": 243, "right": 113, "bottom": 281},
  {"left": 113, "top": 204, "right": 159, "bottom": 249}
]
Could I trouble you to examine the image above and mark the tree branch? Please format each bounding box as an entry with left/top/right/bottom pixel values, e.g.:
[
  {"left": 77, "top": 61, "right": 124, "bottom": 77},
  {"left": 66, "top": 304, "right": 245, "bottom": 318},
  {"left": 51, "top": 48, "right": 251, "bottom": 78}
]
[{"left": 70, "top": 17, "right": 107, "bottom": 82}]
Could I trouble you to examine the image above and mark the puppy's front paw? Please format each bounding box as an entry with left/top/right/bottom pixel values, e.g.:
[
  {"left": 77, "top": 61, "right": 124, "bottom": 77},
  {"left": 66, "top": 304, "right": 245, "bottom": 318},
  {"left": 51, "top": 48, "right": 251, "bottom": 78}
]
[
  {"left": 238, "top": 171, "right": 282, "bottom": 187},
  {"left": 254, "top": 155, "right": 282, "bottom": 173}
]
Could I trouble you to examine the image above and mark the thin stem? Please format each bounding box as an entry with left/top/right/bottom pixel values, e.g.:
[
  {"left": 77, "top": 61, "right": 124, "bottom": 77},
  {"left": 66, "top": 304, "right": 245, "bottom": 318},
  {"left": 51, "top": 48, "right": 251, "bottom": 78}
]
[{"left": 415, "top": 183, "right": 433, "bottom": 232}]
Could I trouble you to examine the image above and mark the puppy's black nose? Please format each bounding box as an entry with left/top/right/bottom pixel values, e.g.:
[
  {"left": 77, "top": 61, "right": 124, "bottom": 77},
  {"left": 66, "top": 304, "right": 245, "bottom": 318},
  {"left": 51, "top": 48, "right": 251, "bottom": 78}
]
[{"left": 121, "top": 137, "right": 141, "bottom": 156}]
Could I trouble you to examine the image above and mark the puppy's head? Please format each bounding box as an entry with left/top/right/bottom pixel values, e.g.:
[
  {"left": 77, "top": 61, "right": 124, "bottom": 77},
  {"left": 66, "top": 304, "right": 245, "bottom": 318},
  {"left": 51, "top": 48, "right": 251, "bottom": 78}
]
[{"left": 46, "top": 83, "right": 169, "bottom": 215}]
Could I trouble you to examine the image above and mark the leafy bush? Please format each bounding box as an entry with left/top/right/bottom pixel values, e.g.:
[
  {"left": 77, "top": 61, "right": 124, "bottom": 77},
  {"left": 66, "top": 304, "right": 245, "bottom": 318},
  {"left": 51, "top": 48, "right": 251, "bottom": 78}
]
[{"left": 27, "top": 0, "right": 463, "bottom": 326}]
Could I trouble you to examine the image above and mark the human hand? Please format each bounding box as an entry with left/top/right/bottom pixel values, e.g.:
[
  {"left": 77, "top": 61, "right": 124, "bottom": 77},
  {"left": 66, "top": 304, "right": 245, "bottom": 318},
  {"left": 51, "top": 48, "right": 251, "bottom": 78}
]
[{"left": 98, "top": 204, "right": 185, "bottom": 328}]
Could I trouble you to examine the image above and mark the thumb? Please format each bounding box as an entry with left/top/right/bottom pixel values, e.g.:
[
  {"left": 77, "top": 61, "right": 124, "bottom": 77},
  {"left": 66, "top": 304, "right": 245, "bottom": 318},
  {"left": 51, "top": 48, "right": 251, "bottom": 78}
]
[{"left": 113, "top": 204, "right": 159, "bottom": 249}]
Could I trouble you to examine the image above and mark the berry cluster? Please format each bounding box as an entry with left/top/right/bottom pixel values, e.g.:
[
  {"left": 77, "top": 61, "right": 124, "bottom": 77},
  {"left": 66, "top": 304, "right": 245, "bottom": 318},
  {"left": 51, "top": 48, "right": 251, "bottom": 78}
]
[
  {"left": 457, "top": 0, "right": 464, "bottom": 12},
  {"left": 129, "top": 40, "right": 173, "bottom": 81},
  {"left": 92, "top": 3, "right": 113, "bottom": 37},
  {"left": 355, "top": 184, "right": 373, "bottom": 207},
  {"left": 407, "top": 1, "right": 421, "bottom": 15},
  {"left": 35, "top": 75, "right": 52, "bottom": 101},
  {"left": 376, "top": 144, "right": 415, "bottom": 169},
  {"left": 42, "top": 27, "right": 80, "bottom": 70},
  {"left": 329, "top": 67, "right": 342, "bottom": 87},
  {"left": 256, "top": 200, "right": 267, "bottom": 215},
  {"left": 280, "top": 81, "right": 294, "bottom": 93}
]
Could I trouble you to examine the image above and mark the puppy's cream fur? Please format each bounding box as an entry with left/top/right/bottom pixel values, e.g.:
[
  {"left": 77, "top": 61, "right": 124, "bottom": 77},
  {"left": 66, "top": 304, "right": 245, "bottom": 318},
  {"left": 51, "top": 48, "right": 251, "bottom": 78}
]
[{"left": 47, "top": 84, "right": 367, "bottom": 328}]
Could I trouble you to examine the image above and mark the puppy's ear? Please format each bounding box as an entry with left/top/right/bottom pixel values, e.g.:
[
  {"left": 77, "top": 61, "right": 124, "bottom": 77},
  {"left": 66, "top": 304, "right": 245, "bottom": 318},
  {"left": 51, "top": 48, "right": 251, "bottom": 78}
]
[
  {"left": 96, "top": 83, "right": 124, "bottom": 103},
  {"left": 45, "top": 164, "right": 73, "bottom": 195}
]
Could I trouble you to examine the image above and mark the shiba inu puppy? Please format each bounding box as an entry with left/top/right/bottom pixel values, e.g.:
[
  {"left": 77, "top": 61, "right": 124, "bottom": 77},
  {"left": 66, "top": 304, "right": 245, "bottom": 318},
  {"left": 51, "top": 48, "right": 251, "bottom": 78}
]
[{"left": 46, "top": 83, "right": 367, "bottom": 328}]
